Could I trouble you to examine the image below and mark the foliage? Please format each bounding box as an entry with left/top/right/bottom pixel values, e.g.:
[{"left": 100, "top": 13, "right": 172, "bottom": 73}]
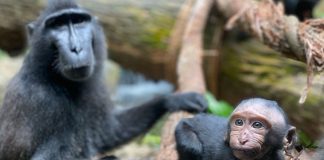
[
  {"left": 205, "top": 92, "right": 234, "bottom": 117},
  {"left": 314, "top": 0, "right": 324, "bottom": 18},
  {"left": 138, "top": 11, "right": 174, "bottom": 50},
  {"left": 140, "top": 116, "right": 166, "bottom": 146},
  {"left": 141, "top": 133, "right": 161, "bottom": 147},
  {"left": 0, "top": 49, "right": 7, "bottom": 59},
  {"left": 120, "top": 7, "right": 175, "bottom": 51},
  {"left": 298, "top": 131, "right": 317, "bottom": 148}
]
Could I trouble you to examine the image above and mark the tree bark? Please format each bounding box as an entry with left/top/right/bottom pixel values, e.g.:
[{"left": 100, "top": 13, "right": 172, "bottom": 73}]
[{"left": 0, "top": 0, "right": 44, "bottom": 55}]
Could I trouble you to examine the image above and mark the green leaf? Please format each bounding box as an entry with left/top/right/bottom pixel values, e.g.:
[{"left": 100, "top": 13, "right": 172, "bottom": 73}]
[
  {"left": 0, "top": 49, "right": 8, "bottom": 59},
  {"left": 205, "top": 92, "right": 233, "bottom": 117},
  {"left": 314, "top": 0, "right": 324, "bottom": 18},
  {"left": 298, "top": 131, "right": 317, "bottom": 148},
  {"left": 141, "top": 134, "right": 161, "bottom": 146}
]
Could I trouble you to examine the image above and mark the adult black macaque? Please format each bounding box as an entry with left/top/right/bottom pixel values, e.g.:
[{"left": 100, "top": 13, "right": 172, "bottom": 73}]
[
  {"left": 175, "top": 98, "right": 297, "bottom": 160},
  {"left": 0, "top": 0, "right": 207, "bottom": 160}
]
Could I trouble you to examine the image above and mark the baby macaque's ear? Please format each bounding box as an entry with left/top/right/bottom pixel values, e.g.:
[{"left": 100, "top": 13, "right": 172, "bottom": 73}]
[{"left": 284, "top": 126, "right": 297, "bottom": 150}]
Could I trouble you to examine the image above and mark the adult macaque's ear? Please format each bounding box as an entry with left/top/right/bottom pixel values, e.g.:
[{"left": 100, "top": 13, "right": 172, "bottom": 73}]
[
  {"left": 284, "top": 126, "right": 297, "bottom": 150},
  {"left": 27, "top": 22, "right": 35, "bottom": 36}
]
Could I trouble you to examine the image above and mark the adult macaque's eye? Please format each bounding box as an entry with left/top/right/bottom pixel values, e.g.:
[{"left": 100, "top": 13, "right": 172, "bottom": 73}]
[
  {"left": 252, "top": 121, "right": 263, "bottom": 129},
  {"left": 234, "top": 119, "right": 244, "bottom": 126},
  {"left": 73, "top": 17, "right": 84, "bottom": 24},
  {"left": 46, "top": 17, "right": 66, "bottom": 28},
  {"left": 71, "top": 14, "right": 91, "bottom": 24}
]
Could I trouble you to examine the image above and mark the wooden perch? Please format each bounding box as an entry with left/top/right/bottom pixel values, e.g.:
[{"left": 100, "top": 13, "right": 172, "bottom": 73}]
[
  {"left": 215, "top": 0, "right": 324, "bottom": 103},
  {"left": 155, "top": 0, "right": 213, "bottom": 159}
]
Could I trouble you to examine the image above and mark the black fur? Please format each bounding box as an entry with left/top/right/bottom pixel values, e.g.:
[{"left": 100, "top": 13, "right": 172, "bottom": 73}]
[
  {"left": 99, "top": 155, "right": 119, "bottom": 160},
  {"left": 0, "top": 0, "right": 207, "bottom": 160},
  {"left": 277, "top": 0, "right": 319, "bottom": 21},
  {"left": 175, "top": 114, "right": 236, "bottom": 160}
]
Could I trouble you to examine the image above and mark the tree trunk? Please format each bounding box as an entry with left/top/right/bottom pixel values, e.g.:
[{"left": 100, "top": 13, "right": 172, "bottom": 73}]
[
  {"left": 0, "top": 0, "right": 185, "bottom": 54},
  {"left": 0, "top": 0, "right": 44, "bottom": 55},
  {"left": 0, "top": 0, "right": 185, "bottom": 83}
]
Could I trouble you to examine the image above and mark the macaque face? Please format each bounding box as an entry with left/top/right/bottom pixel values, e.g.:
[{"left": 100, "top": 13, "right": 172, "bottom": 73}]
[
  {"left": 227, "top": 98, "right": 297, "bottom": 160},
  {"left": 229, "top": 111, "right": 272, "bottom": 160}
]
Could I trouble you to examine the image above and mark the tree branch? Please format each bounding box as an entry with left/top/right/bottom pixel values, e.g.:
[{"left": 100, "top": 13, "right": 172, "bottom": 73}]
[
  {"left": 215, "top": 0, "right": 324, "bottom": 103},
  {"left": 155, "top": 0, "right": 213, "bottom": 159}
]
